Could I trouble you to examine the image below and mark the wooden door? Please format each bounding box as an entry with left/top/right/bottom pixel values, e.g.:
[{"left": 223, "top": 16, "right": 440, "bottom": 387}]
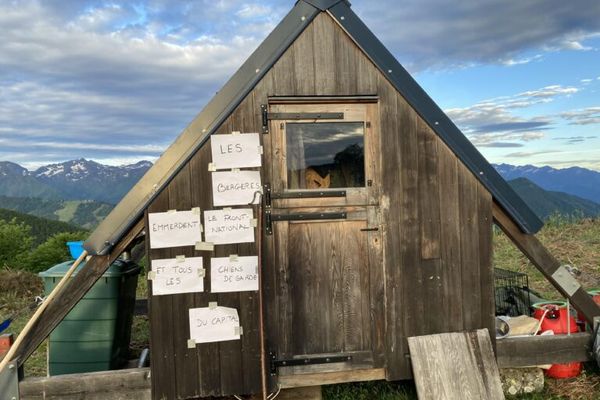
[{"left": 265, "top": 100, "right": 382, "bottom": 374}]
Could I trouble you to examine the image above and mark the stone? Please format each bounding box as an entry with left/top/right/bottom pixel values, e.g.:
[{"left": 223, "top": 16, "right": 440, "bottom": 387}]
[{"left": 500, "top": 367, "right": 544, "bottom": 395}]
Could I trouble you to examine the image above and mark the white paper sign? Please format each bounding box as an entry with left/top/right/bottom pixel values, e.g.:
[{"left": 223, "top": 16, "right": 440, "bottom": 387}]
[
  {"left": 212, "top": 170, "right": 262, "bottom": 206},
  {"left": 151, "top": 257, "right": 204, "bottom": 296},
  {"left": 211, "top": 256, "right": 259, "bottom": 293},
  {"left": 189, "top": 306, "right": 241, "bottom": 344},
  {"left": 204, "top": 209, "right": 255, "bottom": 245},
  {"left": 148, "top": 210, "right": 202, "bottom": 249},
  {"left": 211, "top": 133, "right": 262, "bottom": 169}
]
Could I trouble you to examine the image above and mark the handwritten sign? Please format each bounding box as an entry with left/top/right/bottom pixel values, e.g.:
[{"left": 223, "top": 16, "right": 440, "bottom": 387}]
[
  {"left": 211, "top": 256, "right": 258, "bottom": 293},
  {"left": 189, "top": 306, "right": 241, "bottom": 344},
  {"left": 151, "top": 257, "right": 204, "bottom": 296},
  {"left": 148, "top": 210, "right": 202, "bottom": 249},
  {"left": 212, "top": 170, "right": 261, "bottom": 206},
  {"left": 204, "top": 208, "right": 254, "bottom": 245},
  {"left": 211, "top": 133, "right": 262, "bottom": 169}
]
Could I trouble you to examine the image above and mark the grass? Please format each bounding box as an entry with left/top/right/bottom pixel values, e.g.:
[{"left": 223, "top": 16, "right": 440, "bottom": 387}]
[
  {"left": 1, "top": 218, "right": 599, "bottom": 399},
  {"left": 54, "top": 200, "right": 79, "bottom": 223}
]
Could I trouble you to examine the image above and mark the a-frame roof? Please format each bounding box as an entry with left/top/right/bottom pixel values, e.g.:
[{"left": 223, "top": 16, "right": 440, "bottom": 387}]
[{"left": 84, "top": 0, "right": 542, "bottom": 255}]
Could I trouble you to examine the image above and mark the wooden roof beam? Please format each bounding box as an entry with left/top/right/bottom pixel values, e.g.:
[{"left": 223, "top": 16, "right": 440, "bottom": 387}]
[{"left": 492, "top": 202, "right": 600, "bottom": 324}]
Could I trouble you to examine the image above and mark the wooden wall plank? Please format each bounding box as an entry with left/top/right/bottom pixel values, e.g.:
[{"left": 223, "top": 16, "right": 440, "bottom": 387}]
[
  {"left": 189, "top": 146, "right": 222, "bottom": 397},
  {"left": 312, "top": 14, "right": 336, "bottom": 95},
  {"left": 417, "top": 120, "right": 441, "bottom": 260},
  {"left": 271, "top": 40, "right": 296, "bottom": 96},
  {"left": 398, "top": 94, "right": 425, "bottom": 339},
  {"left": 147, "top": 190, "right": 176, "bottom": 400},
  {"left": 291, "top": 19, "right": 315, "bottom": 95},
  {"left": 379, "top": 74, "right": 403, "bottom": 379},
  {"left": 478, "top": 186, "right": 495, "bottom": 344},
  {"left": 334, "top": 20, "right": 358, "bottom": 95},
  {"left": 437, "top": 141, "right": 464, "bottom": 334},
  {"left": 231, "top": 95, "right": 263, "bottom": 394},
  {"left": 166, "top": 165, "right": 199, "bottom": 399},
  {"left": 458, "top": 167, "right": 482, "bottom": 331}
]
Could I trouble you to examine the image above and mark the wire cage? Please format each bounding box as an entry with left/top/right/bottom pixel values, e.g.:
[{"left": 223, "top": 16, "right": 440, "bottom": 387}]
[{"left": 494, "top": 268, "right": 532, "bottom": 317}]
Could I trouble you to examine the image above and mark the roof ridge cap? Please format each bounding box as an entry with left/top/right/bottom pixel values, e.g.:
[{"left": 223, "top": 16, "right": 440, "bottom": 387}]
[{"left": 301, "top": 0, "right": 347, "bottom": 11}]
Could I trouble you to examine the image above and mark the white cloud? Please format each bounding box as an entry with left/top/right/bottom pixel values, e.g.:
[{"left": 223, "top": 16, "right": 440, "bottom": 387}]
[
  {"left": 560, "top": 107, "right": 600, "bottom": 125},
  {"left": 446, "top": 84, "right": 581, "bottom": 147}
]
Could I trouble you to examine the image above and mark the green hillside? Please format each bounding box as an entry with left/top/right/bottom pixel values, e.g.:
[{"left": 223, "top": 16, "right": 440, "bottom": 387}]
[
  {"left": 0, "top": 196, "right": 112, "bottom": 229},
  {"left": 0, "top": 173, "right": 61, "bottom": 200},
  {"left": 0, "top": 208, "right": 84, "bottom": 246},
  {"left": 508, "top": 177, "right": 600, "bottom": 220}
]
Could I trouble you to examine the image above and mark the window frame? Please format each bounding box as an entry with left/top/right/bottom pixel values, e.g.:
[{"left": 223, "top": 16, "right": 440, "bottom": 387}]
[{"left": 269, "top": 101, "right": 380, "bottom": 208}]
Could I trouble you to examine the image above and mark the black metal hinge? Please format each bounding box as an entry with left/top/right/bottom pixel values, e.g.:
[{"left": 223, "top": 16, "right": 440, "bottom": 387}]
[{"left": 261, "top": 104, "right": 344, "bottom": 133}]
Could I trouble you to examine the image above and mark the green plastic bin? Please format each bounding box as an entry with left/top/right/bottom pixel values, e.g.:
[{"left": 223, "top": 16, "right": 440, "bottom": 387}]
[{"left": 39, "top": 259, "right": 140, "bottom": 376}]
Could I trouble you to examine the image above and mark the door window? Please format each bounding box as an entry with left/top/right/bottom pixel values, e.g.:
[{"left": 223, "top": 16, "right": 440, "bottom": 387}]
[{"left": 286, "top": 122, "right": 365, "bottom": 190}]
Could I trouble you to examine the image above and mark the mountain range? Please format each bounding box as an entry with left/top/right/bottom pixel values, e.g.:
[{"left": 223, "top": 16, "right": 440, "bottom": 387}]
[
  {"left": 507, "top": 178, "right": 600, "bottom": 220},
  {"left": 494, "top": 163, "right": 600, "bottom": 205},
  {"left": 0, "top": 159, "right": 152, "bottom": 204},
  {"left": 1, "top": 159, "right": 600, "bottom": 227}
]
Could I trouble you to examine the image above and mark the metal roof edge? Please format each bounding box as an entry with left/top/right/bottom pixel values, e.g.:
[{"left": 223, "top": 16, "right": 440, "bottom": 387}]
[
  {"left": 328, "top": 2, "right": 543, "bottom": 234},
  {"left": 83, "top": 1, "right": 321, "bottom": 255}
]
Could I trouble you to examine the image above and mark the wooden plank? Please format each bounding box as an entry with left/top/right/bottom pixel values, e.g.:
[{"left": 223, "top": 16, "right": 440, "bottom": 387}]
[
  {"left": 277, "top": 368, "right": 386, "bottom": 388},
  {"left": 496, "top": 332, "right": 592, "bottom": 367},
  {"left": 271, "top": 35, "right": 296, "bottom": 96},
  {"left": 416, "top": 119, "right": 444, "bottom": 336},
  {"left": 408, "top": 330, "right": 504, "bottom": 400},
  {"left": 417, "top": 120, "right": 441, "bottom": 260},
  {"left": 333, "top": 17, "right": 358, "bottom": 95},
  {"left": 274, "top": 220, "right": 292, "bottom": 358},
  {"left": 146, "top": 188, "right": 176, "bottom": 400},
  {"left": 355, "top": 43, "right": 378, "bottom": 94},
  {"left": 398, "top": 94, "right": 425, "bottom": 338},
  {"left": 166, "top": 164, "right": 199, "bottom": 399},
  {"left": 437, "top": 140, "right": 463, "bottom": 333},
  {"left": 231, "top": 94, "right": 263, "bottom": 394},
  {"left": 492, "top": 202, "right": 600, "bottom": 324},
  {"left": 20, "top": 368, "right": 151, "bottom": 400},
  {"left": 367, "top": 206, "right": 385, "bottom": 367},
  {"left": 458, "top": 169, "right": 481, "bottom": 331},
  {"left": 342, "top": 221, "right": 368, "bottom": 351},
  {"left": 189, "top": 145, "right": 222, "bottom": 397},
  {"left": 312, "top": 14, "right": 336, "bottom": 95},
  {"left": 11, "top": 219, "right": 144, "bottom": 369},
  {"left": 379, "top": 74, "right": 404, "bottom": 379},
  {"left": 478, "top": 186, "right": 495, "bottom": 346},
  {"left": 291, "top": 19, "right": 315, "bottom": 96}
]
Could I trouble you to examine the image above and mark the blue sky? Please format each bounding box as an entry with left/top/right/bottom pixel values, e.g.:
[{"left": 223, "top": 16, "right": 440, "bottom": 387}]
[{"left": 0, "top": 0, "right": 599, "bottom": 170}]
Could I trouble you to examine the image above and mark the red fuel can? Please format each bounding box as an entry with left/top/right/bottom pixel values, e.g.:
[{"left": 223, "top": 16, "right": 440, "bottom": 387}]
[{"left": 532, "top": 301, "right": 581, "bottom": 379}]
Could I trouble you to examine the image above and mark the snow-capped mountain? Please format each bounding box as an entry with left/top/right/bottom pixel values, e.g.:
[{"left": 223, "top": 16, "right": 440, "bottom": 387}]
[
  {"left": 494, "top": 163, "right": 600, "bottom": 204},
  {"left": 0, "top": 159, "right": 152, "bottom": 204}
]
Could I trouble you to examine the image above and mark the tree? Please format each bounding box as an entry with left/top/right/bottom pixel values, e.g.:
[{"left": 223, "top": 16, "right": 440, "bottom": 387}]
[
  {"left": 0, "top": 218, "right": 33, "bottom": 268},
  {"left": 21, "top": 232, "right": 87, "bottom": 273}
]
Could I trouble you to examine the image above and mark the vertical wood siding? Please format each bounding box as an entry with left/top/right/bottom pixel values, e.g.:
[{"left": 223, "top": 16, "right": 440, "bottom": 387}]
[{"left": 146, "top": 12, "right": 494, "bottom": 397}]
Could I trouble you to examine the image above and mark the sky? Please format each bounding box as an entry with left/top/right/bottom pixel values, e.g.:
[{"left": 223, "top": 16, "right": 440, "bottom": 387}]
[{"left": 0, "top": 0, "right": 599, "bottom": 171}]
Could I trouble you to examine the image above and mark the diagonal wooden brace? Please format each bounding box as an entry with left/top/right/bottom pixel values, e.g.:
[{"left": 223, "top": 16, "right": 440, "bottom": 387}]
[
  {"left": 492, "top": 203, "right": 600, "bottom": 324},
  {"left": 7, "top": 219, "right": 145, "bottom": 369}
]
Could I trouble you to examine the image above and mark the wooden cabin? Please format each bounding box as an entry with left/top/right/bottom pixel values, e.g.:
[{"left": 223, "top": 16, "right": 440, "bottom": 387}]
[{"left": 6, "top": 1, "right": 600, "bottom": 399}]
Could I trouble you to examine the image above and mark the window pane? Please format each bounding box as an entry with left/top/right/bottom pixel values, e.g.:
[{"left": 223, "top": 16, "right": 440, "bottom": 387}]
[{"left": 286, "top": 122, "right": 365, "bottom": 189}]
